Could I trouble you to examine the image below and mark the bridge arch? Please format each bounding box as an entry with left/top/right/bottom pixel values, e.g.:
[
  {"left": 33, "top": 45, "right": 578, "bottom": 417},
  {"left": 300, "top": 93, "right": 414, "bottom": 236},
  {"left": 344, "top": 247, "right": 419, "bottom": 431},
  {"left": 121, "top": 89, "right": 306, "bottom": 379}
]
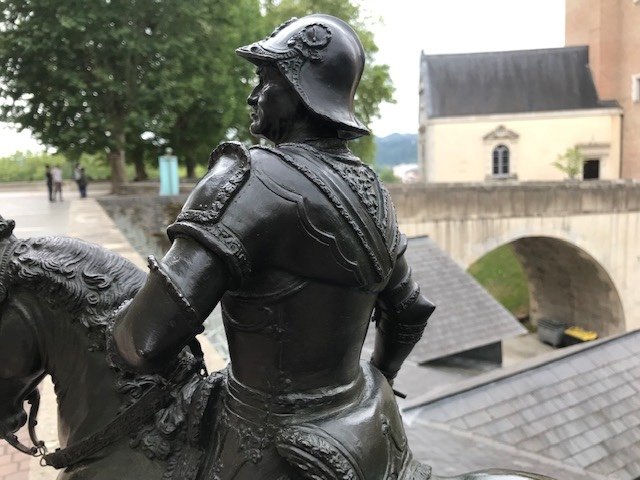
[
  {"left": 392, "top": 181, "right": 640, "bottom": 334},
  {"left": 470, "top": 235, "right": 625, "bottom": 337}
]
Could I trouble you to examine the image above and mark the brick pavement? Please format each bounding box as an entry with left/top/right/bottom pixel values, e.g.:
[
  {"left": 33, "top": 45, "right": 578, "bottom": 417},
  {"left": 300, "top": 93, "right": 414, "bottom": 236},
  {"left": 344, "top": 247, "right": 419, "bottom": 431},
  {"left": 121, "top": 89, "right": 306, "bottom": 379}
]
[{"left": 0, "top": 441, "right": 30, "bottom": 480}]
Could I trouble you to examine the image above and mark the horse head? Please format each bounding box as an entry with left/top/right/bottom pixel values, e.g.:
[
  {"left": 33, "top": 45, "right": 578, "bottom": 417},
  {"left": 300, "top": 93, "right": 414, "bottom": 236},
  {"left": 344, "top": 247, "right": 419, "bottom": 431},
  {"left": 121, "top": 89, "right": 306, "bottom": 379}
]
[{"left": 0, "top": 216, "right": 44, "bottom": 439}]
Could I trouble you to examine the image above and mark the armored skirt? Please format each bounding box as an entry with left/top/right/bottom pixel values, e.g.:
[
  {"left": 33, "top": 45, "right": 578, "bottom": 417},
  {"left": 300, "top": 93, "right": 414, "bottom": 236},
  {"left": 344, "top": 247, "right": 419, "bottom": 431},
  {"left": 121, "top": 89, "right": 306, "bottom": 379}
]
[{"left": 197, "top": 362, "right": 430, "bottom": 480}]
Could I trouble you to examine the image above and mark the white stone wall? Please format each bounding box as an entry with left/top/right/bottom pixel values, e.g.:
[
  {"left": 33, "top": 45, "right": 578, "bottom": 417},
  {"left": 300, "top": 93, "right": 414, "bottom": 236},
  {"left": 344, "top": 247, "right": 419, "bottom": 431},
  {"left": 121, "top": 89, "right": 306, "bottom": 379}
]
[{"left": 420, "top": 109, "right": 622, "bottom": 183}]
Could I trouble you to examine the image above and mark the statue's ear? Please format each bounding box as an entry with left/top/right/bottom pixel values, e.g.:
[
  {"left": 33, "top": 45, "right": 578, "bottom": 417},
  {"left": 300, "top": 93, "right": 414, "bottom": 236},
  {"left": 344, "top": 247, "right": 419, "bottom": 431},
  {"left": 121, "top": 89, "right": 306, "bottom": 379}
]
[{"left": 0, "top": 216, "right": 16, "bottom": 241}]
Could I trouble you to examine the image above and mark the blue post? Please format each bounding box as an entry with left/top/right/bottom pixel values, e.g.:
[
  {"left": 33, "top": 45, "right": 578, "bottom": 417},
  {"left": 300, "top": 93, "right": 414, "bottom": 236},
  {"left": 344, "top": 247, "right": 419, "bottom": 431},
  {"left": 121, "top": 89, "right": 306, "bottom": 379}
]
[{"left": 159, "top": 148, "right": 179, "bottom": 196}]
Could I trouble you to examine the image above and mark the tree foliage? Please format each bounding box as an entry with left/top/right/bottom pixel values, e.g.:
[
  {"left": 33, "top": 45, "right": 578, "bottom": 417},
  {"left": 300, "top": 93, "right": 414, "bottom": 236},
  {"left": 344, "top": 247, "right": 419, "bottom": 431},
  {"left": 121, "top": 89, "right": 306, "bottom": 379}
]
[
  {"left": 160, "top": 0, "right": 261, "bottom": 178},
  {"left": 0, "top": 0, "right": 261, "bottom": 186},
  {"left": 552, "top": 147, "right": 585, "bottom": 180},
  {"left": 0, "top": 0, "right": 392, "bottom": 185}
]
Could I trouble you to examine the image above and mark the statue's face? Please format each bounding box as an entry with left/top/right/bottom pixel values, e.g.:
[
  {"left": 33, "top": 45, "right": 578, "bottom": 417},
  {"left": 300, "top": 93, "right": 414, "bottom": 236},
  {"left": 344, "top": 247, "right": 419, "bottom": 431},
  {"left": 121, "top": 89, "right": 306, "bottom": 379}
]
[{"left": 247, "top": 64, "right": 301, "bottom": 143}]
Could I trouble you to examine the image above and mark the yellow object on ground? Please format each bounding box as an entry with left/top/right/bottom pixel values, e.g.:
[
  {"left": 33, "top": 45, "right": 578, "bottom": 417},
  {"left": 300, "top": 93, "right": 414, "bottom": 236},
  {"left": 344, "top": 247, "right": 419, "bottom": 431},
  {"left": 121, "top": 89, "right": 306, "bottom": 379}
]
[{"left": 564, "top": 326, "right": 598, "bottom": 342}]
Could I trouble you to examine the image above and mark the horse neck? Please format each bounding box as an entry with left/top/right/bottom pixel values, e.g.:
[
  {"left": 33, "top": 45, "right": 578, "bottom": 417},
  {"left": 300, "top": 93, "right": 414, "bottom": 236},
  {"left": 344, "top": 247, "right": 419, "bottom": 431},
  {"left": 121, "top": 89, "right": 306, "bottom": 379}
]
[{"left": 33, "top": 297, "right": 123, "bottom": 446}]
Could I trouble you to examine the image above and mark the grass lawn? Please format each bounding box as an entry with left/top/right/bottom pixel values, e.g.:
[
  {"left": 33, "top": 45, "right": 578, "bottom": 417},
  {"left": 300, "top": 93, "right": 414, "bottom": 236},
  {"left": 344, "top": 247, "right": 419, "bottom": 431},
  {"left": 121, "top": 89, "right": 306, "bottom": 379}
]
[{"left": 468, "top": 244, "right": 530, "bottom": 320}]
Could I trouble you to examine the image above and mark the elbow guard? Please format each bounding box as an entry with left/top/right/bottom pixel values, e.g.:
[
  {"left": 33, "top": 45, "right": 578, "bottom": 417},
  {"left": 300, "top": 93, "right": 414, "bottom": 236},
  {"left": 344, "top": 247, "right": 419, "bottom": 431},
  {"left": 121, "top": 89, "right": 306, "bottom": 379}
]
[
  {"left": 371, "top": 242, "right": 435, "bottom": 381},
  {"left": 111, "top": 256, "right": 203, "bottom": 372}
]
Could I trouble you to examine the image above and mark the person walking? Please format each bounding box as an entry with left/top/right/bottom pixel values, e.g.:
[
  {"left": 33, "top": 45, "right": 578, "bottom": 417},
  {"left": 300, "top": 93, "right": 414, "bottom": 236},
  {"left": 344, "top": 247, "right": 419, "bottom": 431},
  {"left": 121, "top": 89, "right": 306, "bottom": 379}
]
[
  {"left": 73, "top": 162, "right": 83, "bottom": 197},
  {"left": 78, "top": 167, "right": 88, "bottom": 198},
  {"left": 51, "top": 165, "right": 63, "bottom": 201},
  {"left": 45, "top": 165, "right": 53, "bottom": 202}
]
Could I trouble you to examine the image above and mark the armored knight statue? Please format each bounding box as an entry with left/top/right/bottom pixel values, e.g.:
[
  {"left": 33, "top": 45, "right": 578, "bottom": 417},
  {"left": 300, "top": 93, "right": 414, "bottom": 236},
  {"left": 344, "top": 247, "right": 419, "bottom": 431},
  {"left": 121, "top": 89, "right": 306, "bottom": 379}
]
[
  {"left": 112, "top": 14, "right": 432, "bottom": 479},
  {"left": 110, "top": 15, "right": 550, "bottom": 480}
]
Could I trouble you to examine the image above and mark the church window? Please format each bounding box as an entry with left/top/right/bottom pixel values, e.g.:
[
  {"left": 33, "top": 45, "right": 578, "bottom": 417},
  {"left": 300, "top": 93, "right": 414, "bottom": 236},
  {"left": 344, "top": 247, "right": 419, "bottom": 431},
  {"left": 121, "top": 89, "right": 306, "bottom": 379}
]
[{"left": 492, "top": 145, "right": 510, "bottom": 177}]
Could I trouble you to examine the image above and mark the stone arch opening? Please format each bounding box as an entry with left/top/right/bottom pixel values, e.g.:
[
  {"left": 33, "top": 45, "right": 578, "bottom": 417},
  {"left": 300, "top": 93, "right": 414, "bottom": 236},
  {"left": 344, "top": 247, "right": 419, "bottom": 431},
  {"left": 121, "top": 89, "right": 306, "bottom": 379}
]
[{"left": 477, "top": 236, "right": 625, "bottom": 337}]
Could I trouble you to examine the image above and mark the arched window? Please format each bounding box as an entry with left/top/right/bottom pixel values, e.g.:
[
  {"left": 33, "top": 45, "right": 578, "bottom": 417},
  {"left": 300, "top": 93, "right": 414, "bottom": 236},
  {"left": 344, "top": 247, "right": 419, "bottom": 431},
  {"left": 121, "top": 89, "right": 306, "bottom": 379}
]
[{"left": 492, "top": 145, "right": 510, "bottom": 177}]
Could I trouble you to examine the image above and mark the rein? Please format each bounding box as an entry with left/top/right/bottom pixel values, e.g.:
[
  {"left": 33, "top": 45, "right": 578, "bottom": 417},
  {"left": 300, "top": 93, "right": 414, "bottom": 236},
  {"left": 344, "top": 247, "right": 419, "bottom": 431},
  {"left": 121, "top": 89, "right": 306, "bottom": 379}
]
[
  {"left": 2, "top": 381, "right": 172, "bottom": 469},
  {"left": 43, "top": 378, "right": 174, "bottom": 469},
  {"left": 3, "top": 341, "right": 206, "bottom": 470},
  {"left": 2, "top": 389, "right": 48, "bottom": 462}
]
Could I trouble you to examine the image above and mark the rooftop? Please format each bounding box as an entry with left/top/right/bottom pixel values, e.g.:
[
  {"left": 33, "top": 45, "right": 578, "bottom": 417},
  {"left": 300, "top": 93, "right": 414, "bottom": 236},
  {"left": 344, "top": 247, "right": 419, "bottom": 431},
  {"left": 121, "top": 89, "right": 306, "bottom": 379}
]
[
  {"left": 404, "top": 330, "right": 640, "bottom": 479},
  {"left": 421, "top": 46, "right": 618, "bottom": 118}
]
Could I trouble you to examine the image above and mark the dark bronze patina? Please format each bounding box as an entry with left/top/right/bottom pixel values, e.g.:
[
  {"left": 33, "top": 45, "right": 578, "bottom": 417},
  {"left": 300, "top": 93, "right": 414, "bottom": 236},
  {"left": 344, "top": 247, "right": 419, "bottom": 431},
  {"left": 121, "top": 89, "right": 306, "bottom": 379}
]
[{"left": 1, "top": 14, "right": 555, "bottom": 480}]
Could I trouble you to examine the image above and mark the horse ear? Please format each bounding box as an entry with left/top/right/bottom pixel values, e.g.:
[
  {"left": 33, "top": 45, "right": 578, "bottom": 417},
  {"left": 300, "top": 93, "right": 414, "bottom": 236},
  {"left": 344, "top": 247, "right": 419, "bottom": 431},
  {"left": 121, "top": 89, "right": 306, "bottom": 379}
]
[{"left": 0, "top": 216, "right": 16, "bottom": 241}]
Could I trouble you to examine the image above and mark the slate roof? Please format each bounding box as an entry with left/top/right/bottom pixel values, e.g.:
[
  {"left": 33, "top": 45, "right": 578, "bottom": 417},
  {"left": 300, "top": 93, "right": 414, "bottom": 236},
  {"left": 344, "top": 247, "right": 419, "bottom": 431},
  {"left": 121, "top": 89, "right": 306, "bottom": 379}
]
[
  {"left": 421, "top": 46, "right": 618, "bottom": 118},
  {"left": 363, "top": 236, "right": 526, "bottom": 364},
  {"left": 403, "top": 331, "right": 640, "bottom": 480}
]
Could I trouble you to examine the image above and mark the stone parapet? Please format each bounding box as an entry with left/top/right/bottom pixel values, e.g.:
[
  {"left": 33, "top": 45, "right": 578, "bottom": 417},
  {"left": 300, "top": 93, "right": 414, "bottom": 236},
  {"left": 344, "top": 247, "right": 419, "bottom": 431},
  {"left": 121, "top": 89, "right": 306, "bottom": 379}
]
[{"left": 387, "top": 180, "right": 640, "bottom": 222}]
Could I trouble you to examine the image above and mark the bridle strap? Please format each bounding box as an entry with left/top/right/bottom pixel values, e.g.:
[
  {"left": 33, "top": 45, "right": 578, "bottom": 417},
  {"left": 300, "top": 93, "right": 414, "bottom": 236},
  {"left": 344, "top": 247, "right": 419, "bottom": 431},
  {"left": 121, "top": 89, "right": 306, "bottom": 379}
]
[
  {"left": 42, "top": 380, "right": 172, "bottom": 469},
  {"left": 2, "top": 389, "right": 47, "bottom": 459},
  {"left": 42, "top": 352, "right": 204, "bottom": 470}
]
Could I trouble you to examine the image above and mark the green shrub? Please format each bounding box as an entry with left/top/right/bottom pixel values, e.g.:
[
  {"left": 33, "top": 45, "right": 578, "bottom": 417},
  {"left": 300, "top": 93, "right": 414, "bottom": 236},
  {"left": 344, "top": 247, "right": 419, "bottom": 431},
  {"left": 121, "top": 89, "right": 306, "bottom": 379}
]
[{"left": 468, "top": 244, "right": 530, "bottom": 319}]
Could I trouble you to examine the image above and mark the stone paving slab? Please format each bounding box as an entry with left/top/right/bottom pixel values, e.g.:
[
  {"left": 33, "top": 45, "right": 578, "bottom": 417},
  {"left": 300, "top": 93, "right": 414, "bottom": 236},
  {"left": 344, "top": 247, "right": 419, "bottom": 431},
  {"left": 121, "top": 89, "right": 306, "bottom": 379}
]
[{"left": 0, "top": 184, "right": 225, "bottom": 479}]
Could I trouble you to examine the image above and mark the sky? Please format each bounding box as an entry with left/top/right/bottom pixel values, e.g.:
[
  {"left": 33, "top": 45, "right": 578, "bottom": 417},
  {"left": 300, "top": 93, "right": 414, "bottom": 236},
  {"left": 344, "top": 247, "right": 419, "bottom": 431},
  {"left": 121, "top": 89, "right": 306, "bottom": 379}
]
[
  {"left": 0, "top": 0, "right": 566, "bottom": 155},
  {"left": 364, "top": 0, "right": 566, "bottom": 136}
]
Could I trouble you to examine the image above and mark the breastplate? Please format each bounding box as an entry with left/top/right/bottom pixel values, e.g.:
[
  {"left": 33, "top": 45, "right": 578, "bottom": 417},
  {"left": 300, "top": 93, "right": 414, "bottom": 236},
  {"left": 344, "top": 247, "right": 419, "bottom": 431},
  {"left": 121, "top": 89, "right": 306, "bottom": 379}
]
[{"left": 221, "top": 268, "right": 376, "bottom": 396}]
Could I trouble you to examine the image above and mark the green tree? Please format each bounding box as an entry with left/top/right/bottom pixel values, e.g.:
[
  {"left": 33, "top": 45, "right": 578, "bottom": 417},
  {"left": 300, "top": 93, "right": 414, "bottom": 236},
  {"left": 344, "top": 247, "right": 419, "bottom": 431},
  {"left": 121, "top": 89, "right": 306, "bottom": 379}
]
[
  {"left": 0, "top": 0, "right": 260, "bottom": 189},
  {"left": 262, "top": 0, "right": 394, "bottom": 164},
  {"left": 552, "top": 147, "right": 585, "bottom": 180},
  {"left": 162, "top": 0, "right": 261, "bottom": 179}
]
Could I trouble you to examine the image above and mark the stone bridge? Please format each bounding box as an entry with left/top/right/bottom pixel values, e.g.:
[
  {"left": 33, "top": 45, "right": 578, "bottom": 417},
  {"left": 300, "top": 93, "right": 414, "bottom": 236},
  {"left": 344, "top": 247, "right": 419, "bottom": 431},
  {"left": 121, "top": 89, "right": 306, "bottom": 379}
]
[{"left": 387, "top": 181, "right": 640, "bottom": 336}]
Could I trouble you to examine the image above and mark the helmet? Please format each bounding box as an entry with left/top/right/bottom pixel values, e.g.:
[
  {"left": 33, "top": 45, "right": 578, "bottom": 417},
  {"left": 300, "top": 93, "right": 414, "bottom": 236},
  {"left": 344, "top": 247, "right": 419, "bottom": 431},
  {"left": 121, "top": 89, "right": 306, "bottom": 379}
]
[{"left": 236, "top": 14, "right": 369, "bottom": 140}]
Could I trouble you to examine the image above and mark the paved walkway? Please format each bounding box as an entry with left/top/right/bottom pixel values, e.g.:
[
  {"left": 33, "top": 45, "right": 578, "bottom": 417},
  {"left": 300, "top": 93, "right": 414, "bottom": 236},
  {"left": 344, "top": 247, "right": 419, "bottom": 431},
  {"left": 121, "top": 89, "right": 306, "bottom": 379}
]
[{"left": 0, "top": 182, "right": 225, "bottom": 480}]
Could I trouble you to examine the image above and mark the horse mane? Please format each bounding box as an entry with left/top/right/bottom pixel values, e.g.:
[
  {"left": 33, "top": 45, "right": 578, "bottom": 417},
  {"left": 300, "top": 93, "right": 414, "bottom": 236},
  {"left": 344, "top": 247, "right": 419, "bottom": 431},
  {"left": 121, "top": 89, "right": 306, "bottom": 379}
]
[
  {"left": 4, "top": 235, "right": 210, "bottom": 466},
  {"left": 7, "top": 236, "right": 147, "bottom": 329}
]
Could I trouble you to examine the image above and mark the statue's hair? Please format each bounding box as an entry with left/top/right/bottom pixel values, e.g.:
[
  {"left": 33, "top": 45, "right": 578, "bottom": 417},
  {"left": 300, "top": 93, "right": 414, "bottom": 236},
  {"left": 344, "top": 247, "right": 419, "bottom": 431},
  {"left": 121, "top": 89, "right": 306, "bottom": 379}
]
[{"left": 5, "top": 236, "right": 146, "bottom": 328}]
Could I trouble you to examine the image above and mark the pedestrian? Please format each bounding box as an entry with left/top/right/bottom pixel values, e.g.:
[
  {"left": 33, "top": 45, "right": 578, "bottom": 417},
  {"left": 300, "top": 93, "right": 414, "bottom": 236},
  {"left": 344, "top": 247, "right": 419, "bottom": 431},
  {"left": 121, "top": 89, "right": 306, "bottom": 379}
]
[
  {"left": 73, "top": 162, "right": 82, "bottom": 197},
  {"left": 51, "top": 165, "right": 63, "bottom": 201},
  {"left": 78, "top": 167, "right": 88, "bottom": 198},
  {"left": 45, "top": 165, "right": 53, "bottom": 202}
]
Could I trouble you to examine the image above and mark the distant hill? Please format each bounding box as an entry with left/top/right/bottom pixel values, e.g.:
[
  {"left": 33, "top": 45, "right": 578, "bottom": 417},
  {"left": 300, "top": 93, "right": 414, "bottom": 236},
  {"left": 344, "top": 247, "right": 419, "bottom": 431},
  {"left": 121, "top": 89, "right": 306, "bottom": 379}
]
[{"left": 374, "top": 133, "right": 417, "bottom": 167}]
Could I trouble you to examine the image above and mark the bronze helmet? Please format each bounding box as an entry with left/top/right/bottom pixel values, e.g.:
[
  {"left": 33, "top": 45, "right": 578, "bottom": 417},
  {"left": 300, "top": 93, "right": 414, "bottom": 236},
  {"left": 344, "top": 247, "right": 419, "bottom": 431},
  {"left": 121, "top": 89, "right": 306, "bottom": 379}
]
[{"left": 236, "top": 14, "right": 369, "bottom": 140}]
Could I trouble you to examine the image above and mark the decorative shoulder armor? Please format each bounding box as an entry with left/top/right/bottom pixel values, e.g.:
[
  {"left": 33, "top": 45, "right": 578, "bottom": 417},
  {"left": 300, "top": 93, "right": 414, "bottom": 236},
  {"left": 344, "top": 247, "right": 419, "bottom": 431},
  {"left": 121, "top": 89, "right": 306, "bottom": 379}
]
[
  {"left": 167, "top": 142, "right": 253, "bottom": 284},
  {"left": 177, "top": 142, "right": 251, "bottom": 224}
]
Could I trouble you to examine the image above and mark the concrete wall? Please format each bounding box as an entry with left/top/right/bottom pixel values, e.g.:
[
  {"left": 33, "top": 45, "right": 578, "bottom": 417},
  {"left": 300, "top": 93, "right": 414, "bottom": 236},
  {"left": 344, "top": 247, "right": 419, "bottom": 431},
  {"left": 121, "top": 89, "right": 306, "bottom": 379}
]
[
  {"left": 566, "top": 0, "right": 640, "bottom": 179},
  {"left": 97, "top": 195, "right": 187, "bottom": 259},
  {"left": 422, "top": 110, "right": 621, "bottom": 183},
  {"left": 388, "top": 181, "right": 640, "bottom": 334}
]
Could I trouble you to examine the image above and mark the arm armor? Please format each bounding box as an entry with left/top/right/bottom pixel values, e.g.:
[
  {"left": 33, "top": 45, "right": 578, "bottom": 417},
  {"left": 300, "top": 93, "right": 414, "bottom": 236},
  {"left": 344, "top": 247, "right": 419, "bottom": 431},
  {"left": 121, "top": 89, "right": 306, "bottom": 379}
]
[
  {"left": 371, "top": 236, "right": 435, "bottom": 383},
  {"left": 112, "top": 256, "right": 203, "bottom": 372}
]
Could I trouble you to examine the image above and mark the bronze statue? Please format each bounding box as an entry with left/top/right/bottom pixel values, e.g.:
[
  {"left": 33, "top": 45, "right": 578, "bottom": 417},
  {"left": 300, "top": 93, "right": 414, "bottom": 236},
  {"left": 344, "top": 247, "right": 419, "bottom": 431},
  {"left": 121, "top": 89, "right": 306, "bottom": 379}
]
[
  {"left": 111, "top": 13, "right": 437, "bottom": 479},
  {"left": 110, "top": 14, "right": 553, "bottom": 480},
  {"left": 1, "top": 14, "right": 554, "bottom": 480}
]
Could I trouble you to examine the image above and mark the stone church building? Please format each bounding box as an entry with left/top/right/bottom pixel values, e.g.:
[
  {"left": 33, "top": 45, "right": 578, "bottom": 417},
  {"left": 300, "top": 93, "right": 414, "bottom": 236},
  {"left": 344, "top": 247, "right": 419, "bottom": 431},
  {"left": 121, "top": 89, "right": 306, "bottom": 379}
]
[
  {"left": 419, "top": 0, "right": 640, "bottom": 183},
  {"left": 418, "top": 47, "right": 622, "bottom": 183}
]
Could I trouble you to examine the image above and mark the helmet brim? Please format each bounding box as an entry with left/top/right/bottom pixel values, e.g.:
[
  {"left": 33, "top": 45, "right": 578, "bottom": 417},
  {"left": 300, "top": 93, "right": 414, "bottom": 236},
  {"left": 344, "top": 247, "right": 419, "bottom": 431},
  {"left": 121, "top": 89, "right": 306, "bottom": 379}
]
[{"left": 235, "top": 44, "right": 279, "bottom": 65}]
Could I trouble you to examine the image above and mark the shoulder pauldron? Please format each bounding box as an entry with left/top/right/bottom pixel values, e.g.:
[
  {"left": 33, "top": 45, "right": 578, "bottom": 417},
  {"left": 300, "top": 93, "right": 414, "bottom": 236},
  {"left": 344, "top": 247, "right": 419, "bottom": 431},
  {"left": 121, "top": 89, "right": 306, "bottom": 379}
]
[{"left": 177, "top": 142, "right": 251, "bottom": 224}]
